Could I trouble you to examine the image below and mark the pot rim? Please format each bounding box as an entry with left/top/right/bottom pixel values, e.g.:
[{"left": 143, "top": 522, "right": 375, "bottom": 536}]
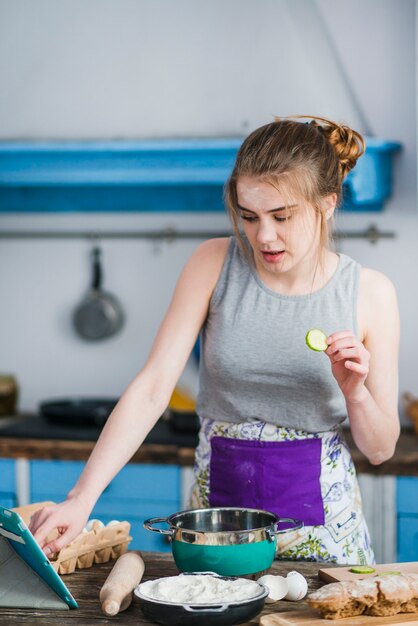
[
  {"left": 143, "top": 507, "right": 303, "bottom": 544},
  {"left": 166, "top": 507, "right": 280, "bottom": 533}
]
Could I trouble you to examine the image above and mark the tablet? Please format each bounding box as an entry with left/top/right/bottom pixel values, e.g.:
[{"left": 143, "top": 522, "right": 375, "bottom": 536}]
[{"left": 0, "top": 505, "right": 78, "bottom": 609}]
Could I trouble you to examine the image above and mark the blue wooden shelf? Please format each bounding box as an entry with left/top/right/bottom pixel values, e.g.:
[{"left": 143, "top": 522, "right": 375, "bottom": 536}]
[{"left": 0, "top": 138, "right": 401, "bottom": 213}]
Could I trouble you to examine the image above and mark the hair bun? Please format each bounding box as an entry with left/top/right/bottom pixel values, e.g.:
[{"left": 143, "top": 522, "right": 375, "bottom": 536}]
[
  {"left": 322, "top": 122, "right": 365, "bottom": 179},
  {"left": 283, "top": 115, "right": 365, "bottom": 180}
]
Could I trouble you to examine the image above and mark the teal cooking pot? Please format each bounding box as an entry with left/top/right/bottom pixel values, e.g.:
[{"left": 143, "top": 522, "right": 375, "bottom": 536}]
[{"left": 143, "top": 507, "right": 303, "bottom": 577}]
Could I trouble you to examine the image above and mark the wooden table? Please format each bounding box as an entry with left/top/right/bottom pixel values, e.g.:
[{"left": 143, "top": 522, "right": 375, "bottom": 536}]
[{"left": 0, "top": 552, "right": 329, "bottom": 625}]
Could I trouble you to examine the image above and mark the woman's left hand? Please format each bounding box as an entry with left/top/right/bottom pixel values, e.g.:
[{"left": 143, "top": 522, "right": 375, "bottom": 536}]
[{"left": 326, "top": 330, "right": 370, "bottom": 403}]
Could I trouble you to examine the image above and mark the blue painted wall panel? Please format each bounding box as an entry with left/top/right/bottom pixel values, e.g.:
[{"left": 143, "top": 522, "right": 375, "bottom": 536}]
[
  {"left": 397, "top": 477, "right": 418, "bottom": 515},
  {"left": 30, "top": 460, "right": 180, "bottom": 551},
  {"left": 396, "top": 477, "right": 418, "bottom": 561},
  {"left": 0, "top": 459, "right": 15, "bottom": 493},
  {"left": 0, "top": 459, "right": 16, "bottom": 510},
  {"left": 92, "top": 501, "right": 175, "bottom": 552},
  {"left": 30, "top": 460, "right": 180, "bottom": 502},
  {"left": 0, "top": 496, "right": 16, "bottom": 509},
  {"left": 397, "top": 515, "right": 418, "bottom": 562},
  {"left": 30, "top": 460, "right": 85, "bottom": 496}
]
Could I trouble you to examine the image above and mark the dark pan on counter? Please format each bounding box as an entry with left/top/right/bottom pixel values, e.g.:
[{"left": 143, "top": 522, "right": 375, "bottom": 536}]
[
  {"left": 167, "top": 409, "right": 200, "bottom": 434},
  {"left": 39, "top": 397, "right": 119, "bottom": 427}
]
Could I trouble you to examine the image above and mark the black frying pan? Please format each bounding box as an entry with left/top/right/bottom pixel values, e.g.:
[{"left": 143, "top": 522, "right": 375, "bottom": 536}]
[
  {"left": 73, "top": 246, "right": 124, "bottom": 341},
  {"left": 39, "top": 398, "right": 119, "bottom": 427}
]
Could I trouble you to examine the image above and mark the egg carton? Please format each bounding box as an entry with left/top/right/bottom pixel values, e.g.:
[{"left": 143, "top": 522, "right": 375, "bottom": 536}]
[
  {"left": 50, "top": 520, "right": 132, "bottom": 575},
  {"left": 12, "top": 503, "right": 132, "bottom": 574}
]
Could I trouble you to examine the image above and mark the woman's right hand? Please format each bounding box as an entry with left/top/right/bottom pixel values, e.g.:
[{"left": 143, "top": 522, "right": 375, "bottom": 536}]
[{"left": 29, "top": 494, "right": 92, "bottom": 556}]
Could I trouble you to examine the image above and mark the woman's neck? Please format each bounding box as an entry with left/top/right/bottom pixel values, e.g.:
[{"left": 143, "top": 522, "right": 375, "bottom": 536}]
[{"left": 256, "top": 248, "right": 339, "bottom": 296}]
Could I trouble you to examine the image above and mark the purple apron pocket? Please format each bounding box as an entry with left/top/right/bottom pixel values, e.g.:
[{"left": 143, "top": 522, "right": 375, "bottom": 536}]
[{"left": 209, "top": 436, "right": 324, "bottom": 527}]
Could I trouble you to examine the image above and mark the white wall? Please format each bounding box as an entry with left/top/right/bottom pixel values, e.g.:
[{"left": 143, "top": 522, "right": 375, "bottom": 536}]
[
  {"left": 0, "top": 212, "right": 221, "bottom": 405},
  {"left": 0, "top": 0, "right": 382, "bottom": 139},
  {"left": 0, "top": 0, "right": 416, "bottom": 418}
]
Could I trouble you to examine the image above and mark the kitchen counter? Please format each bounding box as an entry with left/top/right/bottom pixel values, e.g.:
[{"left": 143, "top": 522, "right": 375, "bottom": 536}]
[
  {"left": 0, "top": 414, "right": 417, "bottom": 475},
  {"left": 0, "top": 551, "right": 332, "bottom": 625},
  {"left": 0, "top": 414, "right": 197, "bottom": 465}
]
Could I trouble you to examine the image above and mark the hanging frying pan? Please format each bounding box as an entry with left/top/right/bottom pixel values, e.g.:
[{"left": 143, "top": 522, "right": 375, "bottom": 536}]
[{"left": 73, "top": 246, "right": 124, "bottom": 341}]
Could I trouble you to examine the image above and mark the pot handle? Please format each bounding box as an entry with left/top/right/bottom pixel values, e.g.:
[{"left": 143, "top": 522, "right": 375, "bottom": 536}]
[
  {"left": 183, "top": 604, "right": 228, "bottom": 613},
  {"left": 143, "top": 516, "right": 173, "bottom": 536},
  {"left": 266, "top": 517, "right": 304, "bottom": 542},
  {"left": 91, "top": 246, "right": 102, "bottom": 291}
]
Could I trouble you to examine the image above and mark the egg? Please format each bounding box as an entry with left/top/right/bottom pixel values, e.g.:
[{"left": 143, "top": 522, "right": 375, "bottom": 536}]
[
  {"left": 84, "top": 518, "right": 104, "bottom": 532},
  {"left": 284, "top": 570, "right": 308, "bottom": 601},
  {"left": 258, "top": 574, "right": 288, "bottom": 603}
]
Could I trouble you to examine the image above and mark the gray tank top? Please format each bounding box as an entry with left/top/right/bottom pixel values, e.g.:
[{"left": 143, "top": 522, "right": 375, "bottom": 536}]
[{"left": 196, "top": 237, "right": 361, "bottom": 433}]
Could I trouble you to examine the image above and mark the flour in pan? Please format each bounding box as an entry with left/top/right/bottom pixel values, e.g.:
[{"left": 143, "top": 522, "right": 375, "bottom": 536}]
[{"left": 139, "top": 574, "right": 262, "bottom": 604}]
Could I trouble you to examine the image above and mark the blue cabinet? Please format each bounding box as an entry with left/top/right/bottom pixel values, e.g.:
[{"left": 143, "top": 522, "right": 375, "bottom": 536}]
[
  {"left": 30, "top": 460, "right": 181, "bottom": 551},
  {"left": 0, "top": 459, "right": 16, "bottom": 508},
  {"left": 397, "top": 477, "right": 418, "bottom": 561}
]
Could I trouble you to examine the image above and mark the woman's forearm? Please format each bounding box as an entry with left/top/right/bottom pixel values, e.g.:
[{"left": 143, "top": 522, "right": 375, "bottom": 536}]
[
  {"left": 346, "top": 389, "right": 400, "bottom": 465},
  {"left": 67, "top": 374, "right": 170, "bottom": 506}
]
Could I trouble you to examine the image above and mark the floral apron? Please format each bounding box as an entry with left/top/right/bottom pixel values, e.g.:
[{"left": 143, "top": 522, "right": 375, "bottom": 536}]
[{"left": 189, "top": 418, "right": 375, "bottom": 565}]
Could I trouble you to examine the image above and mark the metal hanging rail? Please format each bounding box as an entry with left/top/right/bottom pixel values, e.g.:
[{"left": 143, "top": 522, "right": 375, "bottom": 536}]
[{"left": 0, "top": 225, "right": 396, "bottom": 244}]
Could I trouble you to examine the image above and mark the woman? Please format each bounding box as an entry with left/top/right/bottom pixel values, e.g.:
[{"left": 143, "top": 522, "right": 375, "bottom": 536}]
[{"left": 30, "top": 116, "right": 400, "bottom": 564}]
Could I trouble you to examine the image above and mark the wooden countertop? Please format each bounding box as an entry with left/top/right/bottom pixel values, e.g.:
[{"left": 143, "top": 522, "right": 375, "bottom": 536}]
[
  {"left": 0, "top": 437, "right": 193, "bottom": 464},
  {"left": 0, "top": 551, "right": 330, "bottom": 625},
  {"left": 0, "top": 414, "right": 196, "bottom": 465},
  {"left": 0, "top": 414, "right": 417, "bottom": 475}
]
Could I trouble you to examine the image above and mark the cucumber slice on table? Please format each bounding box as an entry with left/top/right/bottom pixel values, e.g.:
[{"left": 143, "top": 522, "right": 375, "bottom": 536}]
[
  {"left": 349, "top": 566, "right": 376, "bottom": 574},
  {"left": 305, "top": 328, "right": 328, "bottom": 352}
]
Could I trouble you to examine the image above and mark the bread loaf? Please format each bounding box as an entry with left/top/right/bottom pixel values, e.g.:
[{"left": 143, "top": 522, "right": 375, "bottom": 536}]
[{"left": 307, "top": 573, "right": 418, "bottom": 619}]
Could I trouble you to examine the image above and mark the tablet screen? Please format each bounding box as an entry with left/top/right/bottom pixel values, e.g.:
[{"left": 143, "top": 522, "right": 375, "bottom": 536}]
[{"left": 0, "top": 506, "right": 78, "bottom": 609}]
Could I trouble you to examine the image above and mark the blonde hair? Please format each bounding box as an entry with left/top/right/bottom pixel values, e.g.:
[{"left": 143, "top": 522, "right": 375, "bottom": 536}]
[{"left": 225, "top": 115, "right": 365, "bottom": 255}]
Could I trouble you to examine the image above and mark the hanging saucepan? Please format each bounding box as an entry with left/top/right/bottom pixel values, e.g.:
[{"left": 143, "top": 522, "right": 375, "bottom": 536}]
[{"left": 73, "top": 246, "right": 124, "bottom": 341}]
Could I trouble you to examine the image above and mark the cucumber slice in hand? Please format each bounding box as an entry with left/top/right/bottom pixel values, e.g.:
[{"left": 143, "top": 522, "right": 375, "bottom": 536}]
[
  {"left": 306, "top": 329, "right": 328, "bottom": 352},
  {"left": 349, "top": 566, "right": 376, "bottom": 574}
]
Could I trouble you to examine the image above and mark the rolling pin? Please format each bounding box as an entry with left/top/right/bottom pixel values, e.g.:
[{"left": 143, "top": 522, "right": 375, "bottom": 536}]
[{"left": 100, "top": 551, "right": 145, "bottom": 616}]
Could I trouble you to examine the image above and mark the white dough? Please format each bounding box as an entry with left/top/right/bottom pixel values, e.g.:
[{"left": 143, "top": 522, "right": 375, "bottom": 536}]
[{"left": 139, "top": 574, "right": 262, "bottom": 604}]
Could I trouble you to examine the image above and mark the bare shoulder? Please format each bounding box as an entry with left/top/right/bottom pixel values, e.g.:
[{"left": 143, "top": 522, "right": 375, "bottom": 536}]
[
  {"left": 359, "top": 267, "right": 398, "bottom": 303},
  {"left": 358, "top": 267, "right": 399, "bottom": 340},
  {"left": 192, "top": 237, "right": 230, "bottom": 261},
  {"left": 171, "top": 237, "right": 231, "bottom": 305},
  {"left": 184, "top": 237, "right": 230, "bottom": 283}
]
